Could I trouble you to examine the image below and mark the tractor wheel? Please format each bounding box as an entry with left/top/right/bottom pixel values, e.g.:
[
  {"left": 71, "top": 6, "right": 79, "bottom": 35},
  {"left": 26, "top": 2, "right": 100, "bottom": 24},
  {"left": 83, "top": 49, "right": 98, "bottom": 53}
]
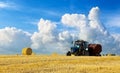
[
  {"left": 95, "top": 54, "right": 101, "bottom": 56},
  {"left": 98, "top": 54, "right": 101, "bottom": 56},
  {"left": 74, "top": 51, "right": 81, "bottom": 56},
  {"left": 66, "top": 51, "right": 71, "bottom": 56}
]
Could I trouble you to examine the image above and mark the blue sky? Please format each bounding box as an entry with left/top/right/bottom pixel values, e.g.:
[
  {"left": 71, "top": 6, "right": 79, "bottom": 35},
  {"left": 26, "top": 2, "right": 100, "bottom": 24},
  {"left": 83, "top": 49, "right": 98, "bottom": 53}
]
[
  {"left": 0, "top": 0, "right": 120, "bottom": 54},
  {"left": 0, "top": 0, "right": 120, "bottom": 33}
]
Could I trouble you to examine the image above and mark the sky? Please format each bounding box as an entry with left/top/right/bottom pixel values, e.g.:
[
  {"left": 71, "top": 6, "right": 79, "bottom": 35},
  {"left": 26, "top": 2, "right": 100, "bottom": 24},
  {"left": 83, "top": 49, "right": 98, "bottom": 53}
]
[
  {"left": 0, "top": 0, "right": 120, "bottom": 33},
  {"left": 0, "top": 0, "right": 120, "bottom": 54}
]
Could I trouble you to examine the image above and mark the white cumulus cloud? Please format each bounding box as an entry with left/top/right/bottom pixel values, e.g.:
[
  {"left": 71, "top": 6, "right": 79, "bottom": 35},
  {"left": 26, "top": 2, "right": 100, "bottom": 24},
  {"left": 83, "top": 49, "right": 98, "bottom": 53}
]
[
  {"left": 0, "top": 27, "right": 31, "bottom": 54},
  {"left": 31, "top": 18, "right": 74, "bottom": 54},
  {"left": 61, "top": 7, "right": 120, "bottom": 54},
  {"left": 0, "top": 7, "right": 120, "bottom": 54},
  {"left": 31, "top": 18, "right": 57, "bottom": 49},
  {"left": 61, "top": 14, "right": 87, "bottom": 28}
]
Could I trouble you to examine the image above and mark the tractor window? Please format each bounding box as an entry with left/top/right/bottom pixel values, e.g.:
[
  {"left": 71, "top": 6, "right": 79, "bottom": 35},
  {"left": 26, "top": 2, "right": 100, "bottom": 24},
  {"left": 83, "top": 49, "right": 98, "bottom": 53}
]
[
  {"left": 85, "top": 42, "right": 89, "bottom": 48},
  {"left": 75, "top": 44, "right": 80, "bottom": 48}
]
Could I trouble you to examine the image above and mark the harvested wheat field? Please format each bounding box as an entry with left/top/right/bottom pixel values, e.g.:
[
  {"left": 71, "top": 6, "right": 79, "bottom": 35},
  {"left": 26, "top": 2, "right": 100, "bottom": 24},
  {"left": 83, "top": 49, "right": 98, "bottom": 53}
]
[{"left": 0, "top": 55, "right": 120, "bottom": 73}]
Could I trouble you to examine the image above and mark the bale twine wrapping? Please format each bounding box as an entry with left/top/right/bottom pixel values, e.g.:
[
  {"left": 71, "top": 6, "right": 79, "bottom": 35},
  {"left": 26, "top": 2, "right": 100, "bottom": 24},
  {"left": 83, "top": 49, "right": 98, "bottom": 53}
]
[{"left": 22, "top": 48, "right": 32, "bottom": 55}]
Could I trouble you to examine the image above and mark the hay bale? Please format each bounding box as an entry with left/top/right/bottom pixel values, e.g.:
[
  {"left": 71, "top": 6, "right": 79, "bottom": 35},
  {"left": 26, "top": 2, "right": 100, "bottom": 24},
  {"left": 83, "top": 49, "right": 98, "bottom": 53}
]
[{"left": 22, "top": 48, "right": 32, "bottom": 55}]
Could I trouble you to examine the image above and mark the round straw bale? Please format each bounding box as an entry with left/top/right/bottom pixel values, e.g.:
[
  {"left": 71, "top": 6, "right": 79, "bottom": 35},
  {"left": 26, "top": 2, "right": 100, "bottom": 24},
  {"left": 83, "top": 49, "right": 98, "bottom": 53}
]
[{"left": 22, "top": 48, "right": 32, "bottom": 55}]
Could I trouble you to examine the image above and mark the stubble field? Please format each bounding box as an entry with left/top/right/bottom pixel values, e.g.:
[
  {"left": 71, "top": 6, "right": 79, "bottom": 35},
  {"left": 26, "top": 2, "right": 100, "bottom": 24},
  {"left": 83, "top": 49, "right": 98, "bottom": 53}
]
[{"left": 0, "top": 55, "right": 120, "bottom": 73}]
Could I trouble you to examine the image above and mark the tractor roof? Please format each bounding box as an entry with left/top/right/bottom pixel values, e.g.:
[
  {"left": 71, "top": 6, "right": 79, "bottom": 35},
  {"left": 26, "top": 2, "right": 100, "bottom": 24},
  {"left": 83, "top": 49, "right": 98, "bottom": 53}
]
[{"left": 75, "top": 40, "right": 88, "bottom": 43}]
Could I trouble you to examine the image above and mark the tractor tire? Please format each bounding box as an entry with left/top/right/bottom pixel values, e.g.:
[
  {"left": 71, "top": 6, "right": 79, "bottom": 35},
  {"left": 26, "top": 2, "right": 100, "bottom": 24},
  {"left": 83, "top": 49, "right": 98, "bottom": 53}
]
[
  {"left": 98, "top": 54, "right": 101, "bottom": 56},
  {"left": 66, "top": 51, "right": 71, "bottom": 56},
  {"left": 95, "top": 54, "right": 101, "bottom": 56},
  {"left": 74, "top": 51, "right": 81, "bottom": 56}
]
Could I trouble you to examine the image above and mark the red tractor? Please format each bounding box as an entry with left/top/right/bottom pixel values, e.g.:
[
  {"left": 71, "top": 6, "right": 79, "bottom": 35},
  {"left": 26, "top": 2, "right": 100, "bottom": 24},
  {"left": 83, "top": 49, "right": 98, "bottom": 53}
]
[{"left": 66, "top": 40, "right": 102, "bottom": 56}]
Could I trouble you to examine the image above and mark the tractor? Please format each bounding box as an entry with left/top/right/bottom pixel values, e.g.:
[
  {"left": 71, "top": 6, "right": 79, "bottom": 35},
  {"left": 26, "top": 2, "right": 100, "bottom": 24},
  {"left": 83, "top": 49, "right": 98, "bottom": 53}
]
[{"left": 66, "top": 40, "right": 102, "bottom": 56}]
